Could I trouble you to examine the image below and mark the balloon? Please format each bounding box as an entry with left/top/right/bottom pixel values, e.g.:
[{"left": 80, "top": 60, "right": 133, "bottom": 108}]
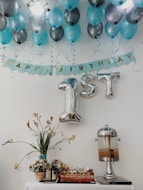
[
  {"left": 97, "top": 72, "right": 120, "bottom": 98},
  {"left": 47, "top": 7, "right": 63, "bottom": 28},
  {"left": 87, "top": 23, "right": 103, "bottom": 39},
  {"left": 88, "top": 0, "right": 105, "bottom": 7},
  {"left": 65, "top": 23, "right": 81, "bottom": 43},
  {"left": 64, "top": 7, "right": 80, "bottom": 26},
  {"left": 0, "top": 13, "right": 7, "bottom": 31},
  {"left": 125, "top": 5, "right": 143, "bottom": 24},
  {"left": 110, "top": 0, "right": 126, "bottom": 6},
  {"left": 105, "top": 22, "right": 120, "bottom": 38},
  {"left": 0, "top": 27, "right": 12, "bottom": 44},
  {"left": 87, "top": 5, "right": 104, "bottom": 25},
  {"left": 60, "top": 0, "right": 80, "bottom": 10},
  {"left": 133, "top": 0, "right": 143, "bottom": 8},
  {"left": 120, "top": 20, "right": 137, "bottom": 39},
  {"left": 105, "top": 3, "right": 123, "bottom": 24},
  {"left": 12, "top": 29, "right": 27, "bottom": 44},
  {"left": 50, "top": 26, "right": 64, "bottom": 41},
  {"left": 30, "top": 16, "right": 46, "bottom": 33},
  {"left": 80, "top": 74, "right": 96, "bottom": 98},
  {"left": 9, "top": 12, "right": 25, "bottom": 31},
  {"left": 1, "top": 0, "right": 20, "bottom": 17},
  {"left": 32, "top": 29, "right": 48, "bottom": 46},
  {"left": 58, "top": 78, "right": 81, "bottom": 123}
]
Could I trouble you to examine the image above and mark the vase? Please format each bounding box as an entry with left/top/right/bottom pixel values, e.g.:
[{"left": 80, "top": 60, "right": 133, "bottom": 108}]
[{"left": 35, "top": 171, "right": 46, "bottom": 182}]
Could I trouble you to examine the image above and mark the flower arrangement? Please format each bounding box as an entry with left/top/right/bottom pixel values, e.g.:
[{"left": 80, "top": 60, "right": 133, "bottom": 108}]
[
  {"left": 29, "top": 159, "right": 50, "bottom": 172},
  {"left": 3, "top": 113, "right": 75, "bottom": 169}
]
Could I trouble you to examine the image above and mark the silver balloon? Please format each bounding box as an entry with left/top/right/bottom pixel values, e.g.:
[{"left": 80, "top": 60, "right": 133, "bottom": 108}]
[
  {"left": 87, "top": 23, "right": 103, "bottom": 39},
  {"left": 58, "top": 78, "right": 81, "bottom": 123},
  {"left": 30, "top": 16, "right": 46, "bottom": 33},
  {"left": 80, "top": 74, "right": 96, "bottom": 98},
  {"left": 1, "top": 0, "right": 20, "bottom": 17},
  {"left": 105, "top": 3, "right": 123, "bottom": 24},
  {"left": 12, "top": 29, "right": 27, "bottom": 44},
  {"left": 125, "top": 5, "right": 143, "bottom": 24},
  {"left": 88, "top": 0, "right": 105, "bottom": 7},
  {"left": 50, "top": 26, "right": 64, "bottom": 41},
  {"left": 0, "top": 13, "right": 7, "bottom": 31},
  {"left": 64, "top": 7, "right": 80, "bottom": 26},
  {"left": 97, "top": 72, "right": 120, "bottom": 98}
]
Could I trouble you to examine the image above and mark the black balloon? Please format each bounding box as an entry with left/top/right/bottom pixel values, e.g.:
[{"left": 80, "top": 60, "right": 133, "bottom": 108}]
[
  {"left": 88, "top": 0, "right": 105, "bottom": 7},
  {"left": 64, "top": 8, "right": 80, "bottom": 26},
  {"left": 0, "top": 13, "right": 7, "bottom": 31},
  {"left": 1, "top": 0, "right": 20, "bottom": 17},
  {"left": 50, "top": 26, "right": 64, "bottom": 41},
  {"left": 12, "top": 29, "right": 27, "bottom": 44},
  {"left": 105, "top": 3, "right": 123, "bottom": 24},
  {"left": 125, "top": 5, "right": 143, "bottom": 24},
  {"left": 87, "top": 23, "right": 103, "bottom": 39}
]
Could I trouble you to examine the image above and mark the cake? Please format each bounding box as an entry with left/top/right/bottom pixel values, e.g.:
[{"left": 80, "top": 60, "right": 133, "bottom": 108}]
[{"left": 59, "top": 168, "right": 95, "bottom": 183}]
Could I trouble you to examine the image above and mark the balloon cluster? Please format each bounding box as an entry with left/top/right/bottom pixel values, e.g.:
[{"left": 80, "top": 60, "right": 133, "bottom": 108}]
[
  {"left": 0, "top": 0, "right": 27, "bottom": 44},
  {"left": 0, "top": 0, "right": 143, "bottom": 46}
]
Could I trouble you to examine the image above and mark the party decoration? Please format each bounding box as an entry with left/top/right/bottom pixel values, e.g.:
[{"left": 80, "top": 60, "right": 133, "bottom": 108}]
[
  {"left": 0, "top": 13, "right": 7, "bottom": 31},
  {"left": 47, "top": 7, "right": 63, "bottom": 28},
  {"left": 32, "top": 29, "right": 48, "bottom": 46},
  {"left": 58, "top": 78, "right": 81, "bottom": 123},
  {"left": 4, "top": 52, "right": 136, "bottom": 76},
  {"left": 64, "top": 23, "right": 81, "bottom": 43},
  {"left": 110, "top": 0, "right": 126, "bottom": 6},
  {"left": 97, "top": 72, "right": 120, "bottom": 98},
  {"left": 64, "top": 7, "right": 80, "bottom": 25},
  {"left": 87, "top": 23, "right": 103, "bottom": 39},
  {"left": 50, "top": 26, "right": 64, "bottom": 41},
  {"left": 125, "top": 5, "right": 143, "bottom": 24},
  {"left": 133, "top": 0, "right": 143, "bottom": 8},
  {"left": 80, "top": 74, "right": 96, "bottom": 98},
  {"left": 105, "top": 22, "right": 120, "bottom": 38},
  {"left": 88, "top": 0, "right": 105, "bottom": 7},
  {"left": 87, "top": 5, "right": 104, "bottom": 26},
  {"left": 9, "top": 12, "right": 25, "bottom": 31},
  {"left": 0, "top": 27, "right": 12, "bottom": 44},
  {"left": 105, "top": 4, "right": 123, "bottom": 24},
  {"left": 30, "top": 16, "right": 46, "bottom": 33},
  {"left": 0, "top": 0, "right": 19, "bottom": 17},
  {"left": 60, "top": 0, "right": 80, "bottom": 10},
  {"left": 12, "top": 29, "right": 27, "bottom": 44},
  {"left": 120, "top": 20, "right": 137, "bottom": 39}
]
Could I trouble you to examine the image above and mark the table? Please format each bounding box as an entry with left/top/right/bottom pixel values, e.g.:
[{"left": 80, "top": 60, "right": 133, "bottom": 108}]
[{"left": 24, "top": 182, "right": 134, "bottom": 190}]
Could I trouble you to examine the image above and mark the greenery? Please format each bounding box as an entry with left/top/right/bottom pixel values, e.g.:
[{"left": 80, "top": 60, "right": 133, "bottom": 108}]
[{"left": 3, "top": 113, "right": 75, "bottom": 169}]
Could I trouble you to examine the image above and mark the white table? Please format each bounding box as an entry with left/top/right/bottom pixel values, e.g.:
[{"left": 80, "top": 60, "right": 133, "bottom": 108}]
[{"left": 24, "top": 182, "right": 134, "bottom": 190}]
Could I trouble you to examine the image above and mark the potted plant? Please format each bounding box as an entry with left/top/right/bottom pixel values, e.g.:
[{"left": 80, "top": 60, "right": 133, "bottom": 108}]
[{"left": 3, "top": 112, "right": 76, "bottom": 170}]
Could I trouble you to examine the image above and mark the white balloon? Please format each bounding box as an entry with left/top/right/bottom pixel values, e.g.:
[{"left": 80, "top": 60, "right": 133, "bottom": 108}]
[{"left": 58, "top": 78, "right": 81, "bottom": 124}]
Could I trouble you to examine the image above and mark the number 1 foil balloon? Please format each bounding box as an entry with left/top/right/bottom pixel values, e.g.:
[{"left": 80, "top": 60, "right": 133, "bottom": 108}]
[
  {"left": 58, "top": 78, "right": 81, "bottom": 124},
  {"left": 97, "top": 72, "right": 120, "bottom": 98},
  {"left": 80, "top": 74, "right": 96, "bottom": 98}
]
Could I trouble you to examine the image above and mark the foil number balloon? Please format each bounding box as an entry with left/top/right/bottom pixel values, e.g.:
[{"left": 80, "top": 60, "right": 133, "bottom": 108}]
[{"left": 58, "top": 78, "right": 81, "bottom": 123}]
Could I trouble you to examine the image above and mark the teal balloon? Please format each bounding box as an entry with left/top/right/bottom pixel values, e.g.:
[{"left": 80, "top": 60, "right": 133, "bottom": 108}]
[
  {"left": 133, "top": 0, "right": 143, "bottom": 8},
  {"left": 60, "top": 0, "right": 80, "bottom": 10},
  {"left": 87, "top": 5, "right": 104, "bottom": 26},
  {"left": 9, "top": 12, "right": 25, "bottom": 31},
  {"left": 120, "top": 20, "right": 137, "bottom": 39},
  {"left": 110, "top": 0, "right": 126, "bottom": 6},
  {"left": 47, "top": 7, "right": 63, "bottom": 28},
  {"left": 105, "top": 22, "right": 120, "bottom": 38},
  {"left": 65, "top": 23, "right": 81, "bottom": 43},
  {"left": 0, "top": 27, "right": 12, "bottom": 44},
  {"left": 32, "top": 29, "right": 48, "bottom": 46}
]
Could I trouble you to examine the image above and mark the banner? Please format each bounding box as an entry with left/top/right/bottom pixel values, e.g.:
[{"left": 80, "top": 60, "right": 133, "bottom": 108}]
[{"left": 4, "top": 52, "right": 136, "bottom": 76}]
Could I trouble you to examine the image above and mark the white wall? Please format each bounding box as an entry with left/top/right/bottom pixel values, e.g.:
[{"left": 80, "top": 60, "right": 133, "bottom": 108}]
[{"left": 0, "top": 1, "right": 143, "bottom": 190}]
